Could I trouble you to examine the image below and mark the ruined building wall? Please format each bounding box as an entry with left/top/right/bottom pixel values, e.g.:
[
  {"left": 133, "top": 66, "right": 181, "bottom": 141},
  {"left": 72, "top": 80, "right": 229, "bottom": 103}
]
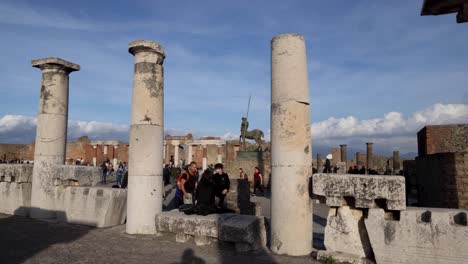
[
  {"left": 0, "top": 144, "right": 34, "bottom": 161},
  {"left": 416, "top": 152, "right": 468, "bottom": 209},
  {"left": 418, "top": 124, "right": 468, "bottom": 156}
]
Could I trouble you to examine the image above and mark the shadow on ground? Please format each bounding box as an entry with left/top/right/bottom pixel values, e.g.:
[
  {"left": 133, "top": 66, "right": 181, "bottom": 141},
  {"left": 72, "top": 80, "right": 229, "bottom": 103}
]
[{"left": 0, "top": 208, "right": 92, "bottom": 264}]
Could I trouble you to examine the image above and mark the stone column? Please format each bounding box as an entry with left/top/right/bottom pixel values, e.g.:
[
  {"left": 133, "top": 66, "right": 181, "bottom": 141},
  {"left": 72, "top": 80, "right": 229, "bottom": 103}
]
[
  {"left": 127, "top": 40, "right": 165, "bottom": 234},
  {"left": 355, "top": 152, "right": 360, "bottom": 167},
  {"left": 270, "top": 34, "right": 312, "bottom": 256},
  {"left": 30, "top": 57, "right": 80, "bottom": 219},
  {"left": 173, "top": 140, "right": 179, "bottom": 167},
  {"left": 217, "top": 145, "right": 222, "bottom": 164},
  {"left": 93, "top": 145, "right": 97, "bottom": 167},
  {"left": 340, "top": 144, "right": 347, "bottom": 163},
  {"left": 163, "top": 142, "right": 166, "bottom": 161},
  {"left": 202, "top": 145, "right": 207, "bottom": 170},
  {"left": 316, "top": 154, "right": 323, "bottom": 173},
  {"left": 393, "top": 150, "right": 400, "bottom": 175},
  {"left": 366, "top": 142, "right": 373, "bottom": 174},
  {"left": 113, "top": 145, "right": 118, "bottom": 168},
  {"left": 331, "top": 147, "right": 340, "bottom": 166},
  {"left": 188, "top": 145, "right": 193, "bottom": 163}
]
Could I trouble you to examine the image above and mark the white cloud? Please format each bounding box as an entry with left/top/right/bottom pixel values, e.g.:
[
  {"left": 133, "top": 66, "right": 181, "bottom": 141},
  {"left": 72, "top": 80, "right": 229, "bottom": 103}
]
[{"left": 312, "top": 103, "right": 468, "bottom": 153}]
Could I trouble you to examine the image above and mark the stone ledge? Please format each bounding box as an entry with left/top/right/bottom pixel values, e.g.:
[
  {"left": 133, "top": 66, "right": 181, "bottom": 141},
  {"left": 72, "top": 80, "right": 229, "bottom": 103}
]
[
  {"left": 54, "top": 186, "right": 127, "bottom": 227},
  {"left": 52, "top": 165, "right": 101, "bottom": 186},
  {"left": 312, "top": 173, "right": 406, "bottom": 210},
  {"left": 365, "top": 207, "right": 468, "bottom": 264},
  {"left": 0, "top": 182, "right": 32, "bottom": 216},
  {"left": 0, "top": 164, "right": 33, "bottom": 183},
  {"left": 155, "top": 210, "right": 266, "bottom": 252}
]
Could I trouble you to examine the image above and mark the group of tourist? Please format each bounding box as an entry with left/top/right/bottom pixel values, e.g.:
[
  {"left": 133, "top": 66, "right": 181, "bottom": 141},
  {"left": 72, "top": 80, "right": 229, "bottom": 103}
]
[
  {"left": 100, "top": 160, "right": 128, "bottom": 186},
  {"left": 174, "top": 162, "right": 231, "bottom": 216}
]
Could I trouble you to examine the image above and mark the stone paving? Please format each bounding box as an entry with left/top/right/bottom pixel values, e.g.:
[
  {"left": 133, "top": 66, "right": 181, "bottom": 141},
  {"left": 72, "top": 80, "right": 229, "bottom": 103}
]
[{"left": 0, "top": 212, "right": 322, "bottom": 264}]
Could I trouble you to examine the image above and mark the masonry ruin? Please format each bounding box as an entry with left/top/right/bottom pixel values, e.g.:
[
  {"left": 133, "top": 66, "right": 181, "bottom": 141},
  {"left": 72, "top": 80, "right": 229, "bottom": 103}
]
[{"left": 1, "top": 34, "right": 467, "bottom": 263}]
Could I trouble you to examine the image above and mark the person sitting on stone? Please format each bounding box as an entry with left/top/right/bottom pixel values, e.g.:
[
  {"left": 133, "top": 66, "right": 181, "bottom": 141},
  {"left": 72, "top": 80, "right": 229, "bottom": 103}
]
[
  {"left": 213, "top": 163, "right": 230, "bottom": 209},
  {"left": 184, "top": 169, "right": 217, "bottom": 216}
]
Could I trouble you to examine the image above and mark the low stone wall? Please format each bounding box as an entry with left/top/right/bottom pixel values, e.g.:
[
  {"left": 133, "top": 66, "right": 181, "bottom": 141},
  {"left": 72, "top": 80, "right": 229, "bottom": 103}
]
[
  {"left": 52, "top": 165, "right": 102, "bottom": 186},
  {"left": 0, "top": 164, "right": 33, "bottom": 216},
  {"left": 0, "top": 182, "right": 31, "bottom": 216},
  {"left": 366, "top": 207, "right": 468, "bottom": 264},
  {"left": 0, "top": 164, "right": 33, "bottom": 183},
  {"left": 54, "top": 186, "right": 127, "bottom": 227},
  {"left": 156, "top": 210, "right": 266, "bottom": 252},
  {"left": 312, "top": 173, "right": 406, "bottom": 210},
  {"left": 313, "top": 173, "right": 468, "bottom": 264}
]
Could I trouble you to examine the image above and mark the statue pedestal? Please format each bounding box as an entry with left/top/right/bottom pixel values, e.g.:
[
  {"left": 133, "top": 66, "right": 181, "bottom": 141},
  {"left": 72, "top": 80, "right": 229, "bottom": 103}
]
[{"left": 237, "top": 151, "right": 269, "bottom": 159}]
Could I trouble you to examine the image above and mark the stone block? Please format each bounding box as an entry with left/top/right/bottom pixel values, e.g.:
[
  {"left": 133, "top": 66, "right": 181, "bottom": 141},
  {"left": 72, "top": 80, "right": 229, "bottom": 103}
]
[
  {"left": 155, "top": 210, "right": 266, "bottom": 251},
  {"left": 0, "top": 182, "right": 32, "bottom": 216},
  {"left": 365, "top": 207, "right": 468, "bottom": 264},
  {"left": 324, "top": 206, "right": 372, "bottom": 258},
  {"left": 54, "top": 186, "right": 127, "bottom": 227},
  {"left": 52, "top": 165, "right": 101, "bottom": 186},
  {"left": 336, "top": 162, "right": 347, "bottom": 174},
  {"left": 312, "top": 173, "right": 406, "bottom": 210},
  {"left": 175, "top": 232, "right": 191, "bottom": 243},
  {"left": 0, "top": 164, "right": 33, "bottom": 183},
  {"left": 317, "top": 251, "right": 373, "bottom": 264}
]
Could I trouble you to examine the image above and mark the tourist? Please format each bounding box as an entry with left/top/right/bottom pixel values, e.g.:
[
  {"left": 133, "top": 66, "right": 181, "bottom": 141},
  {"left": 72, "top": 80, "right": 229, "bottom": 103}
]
[
  {"left": 100, "top": 161, "right": 108, "bottom": 184},
  {"left": 253, "top": 166, "right": 265, "bottom": 196},
  {"left": 116, "top": 162, "right": 124, "bottom": 187},
  {"left": 183, "top": 169, "right": 217, "bottom": 216},
  {"left": 163, "top": 164, "right": 171, "bottom": 186},
  {"left": 324, "top": 158, "right": 331, "bottom": 173},
  {"left": 239, "top": 168, "right": 247, "bottom": 179},
  {"left": 107, "top": 161, "right": 114, "bottom": 180},
  {"left": 213, "top": 163, "right": 230, "bottom": 209},
  {"left": 359, "top": 166, "right": 366, "bottom": 174},
  {"left": 180, "top": 161, "right": 199, "bottom": 207}
]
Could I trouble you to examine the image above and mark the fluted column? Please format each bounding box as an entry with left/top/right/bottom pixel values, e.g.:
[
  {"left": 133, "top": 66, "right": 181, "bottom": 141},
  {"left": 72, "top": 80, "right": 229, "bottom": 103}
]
[
  {"left": 270, "top": 34, "right": 312, "bottom": 256},
  {"left": 30, "top": 57, "right": 80, "bottom": 219},
  {"left": 127, "top": 40, "right": 165, "bottom": 234}
]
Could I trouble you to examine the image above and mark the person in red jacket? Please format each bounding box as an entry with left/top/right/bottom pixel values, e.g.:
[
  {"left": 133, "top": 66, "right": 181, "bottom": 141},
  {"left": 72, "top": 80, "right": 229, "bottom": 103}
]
[{"left": 253, "top": 166, "right": 264, "bottom": 196}]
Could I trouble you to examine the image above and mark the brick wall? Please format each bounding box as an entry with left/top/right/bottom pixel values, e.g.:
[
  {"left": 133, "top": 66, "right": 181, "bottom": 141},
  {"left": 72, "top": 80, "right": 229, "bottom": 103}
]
[
  {"left": 416, "top": 152, "right": 468, "bottom": 209},
  {"left": 417, "top": 124, "right": 468, "bottom": 156}
]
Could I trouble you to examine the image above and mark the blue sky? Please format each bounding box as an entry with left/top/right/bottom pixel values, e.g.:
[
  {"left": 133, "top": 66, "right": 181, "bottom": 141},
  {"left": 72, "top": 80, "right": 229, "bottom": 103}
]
[{"left": 0, "top": 0, "right": 467, "bottom": 155}]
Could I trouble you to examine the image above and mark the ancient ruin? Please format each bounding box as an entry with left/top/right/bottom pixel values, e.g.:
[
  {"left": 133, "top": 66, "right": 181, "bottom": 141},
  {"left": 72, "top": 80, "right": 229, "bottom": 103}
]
[{"left": 1, "top": 31, "right": 467, "bottom": 264}]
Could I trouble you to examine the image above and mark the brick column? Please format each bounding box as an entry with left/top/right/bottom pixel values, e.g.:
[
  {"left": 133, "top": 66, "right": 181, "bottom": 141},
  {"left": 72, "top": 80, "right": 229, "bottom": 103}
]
[{"left": 366, "top": 142, "right": 374, "bottom": 174}]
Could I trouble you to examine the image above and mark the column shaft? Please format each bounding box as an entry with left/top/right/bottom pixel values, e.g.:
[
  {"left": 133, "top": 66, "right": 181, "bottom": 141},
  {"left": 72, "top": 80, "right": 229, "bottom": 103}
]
[
  {"left": 393, "top": 150, "right": 400, "bottom": 174},
  {"left": 30, "top": 57, "right": 79, "bottom": 219},
  {"left": 316, "top": 154, "right": 323, "bottom": 173},
  {"left": 270, "top": 34, "right": 312, "bottom": 256},
  {"left": 366, "top": 142, "right": 374, "bottom": 174},
  {"left": 127, "top": 40, "right": 165, "bottom": 234}
]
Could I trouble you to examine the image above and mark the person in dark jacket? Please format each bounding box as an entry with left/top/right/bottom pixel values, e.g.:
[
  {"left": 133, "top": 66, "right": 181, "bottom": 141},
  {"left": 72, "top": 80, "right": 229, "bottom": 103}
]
[{"left": 213, "top": 163, "right": 230, "bottom": 209}]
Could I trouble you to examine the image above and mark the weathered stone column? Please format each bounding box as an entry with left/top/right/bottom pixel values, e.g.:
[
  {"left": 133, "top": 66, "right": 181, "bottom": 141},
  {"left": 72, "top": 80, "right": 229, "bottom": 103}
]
[
  {"left": 393, "top": 150, "right": 400, "bottom": 174},
  {"left": 217, "top": 145, "right": 222, "bottom": 164},
  {"left": 331, "top": 147, "right": 340, "bottom": 166},
  {"left": 270, "top": 34, "right": 312, "bottom": 256},
  {"left": 366, "top": 142, "right": 373, "bottom": 174},
  {"left": 173, "top": 140, "right": 179, "bottom": 167},
  {"left": 355, "top": 152, "right": 360, "bottom": 167},
  {"left": 340, "top": 144, "right": 347, "bottom": 163},
  {"left": 30, "top": 57, "right": 80, "bottom": 219},
  {"left": 127, "top": 40, "right": 165, "bottom": 234},
  {"left": 113, "top": 145, "right": 118, "bottom": 168},
  {"left": 188, "top": 145, "right": 193, "bottom": 163},
  {"left": 202, "top": 145, "right": 207, "bottom": 170},
  {"left": 316, "top": 154, "right": 323, "bottom": 173},
  {"left": 93, "top": 145, "right": 97, "bottom": 167}
]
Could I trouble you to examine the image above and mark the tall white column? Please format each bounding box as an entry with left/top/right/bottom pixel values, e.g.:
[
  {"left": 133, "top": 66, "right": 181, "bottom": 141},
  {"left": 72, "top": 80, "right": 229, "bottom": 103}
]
[
  {"left": 188, "top": 144, "right": 193, "bottom": 163},
  {"left": 173, "top": 140, "right": 180, "bottom": 167},
  {"left": 30, "top": 57, "right": 80, "bottom": 219},
  {"left": 92, "top": 145, "right": 97, "bottom": 167},
  {"left": 202, "top": 145, "right": 207, "bottom": 171},
  {"left": 270, "top": 34, "right": 312, "bottom": 256},
  {"left": 217, "top": 145, "right": 222, "bottom": 164},
  {"left": 127, "top": 40, "right": 165, "bottom": 234},
  {"left": 113, "top": 145, "right": 118, "bottom": 168}
]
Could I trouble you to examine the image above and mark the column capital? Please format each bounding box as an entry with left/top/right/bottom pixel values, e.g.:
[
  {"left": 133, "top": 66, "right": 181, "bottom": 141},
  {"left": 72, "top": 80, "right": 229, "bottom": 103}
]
[
  {"left": 366, "top": 142, "right": 374, "bottom": 146},
  {"left": 129, "top": 40, "right": 165, "bottom": 63},
  {"left": 32, "top": 57, "right": 80, "bottom": 73},
  {"left": 340, "top": 144, "right": 347, "bottom": 148}
]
